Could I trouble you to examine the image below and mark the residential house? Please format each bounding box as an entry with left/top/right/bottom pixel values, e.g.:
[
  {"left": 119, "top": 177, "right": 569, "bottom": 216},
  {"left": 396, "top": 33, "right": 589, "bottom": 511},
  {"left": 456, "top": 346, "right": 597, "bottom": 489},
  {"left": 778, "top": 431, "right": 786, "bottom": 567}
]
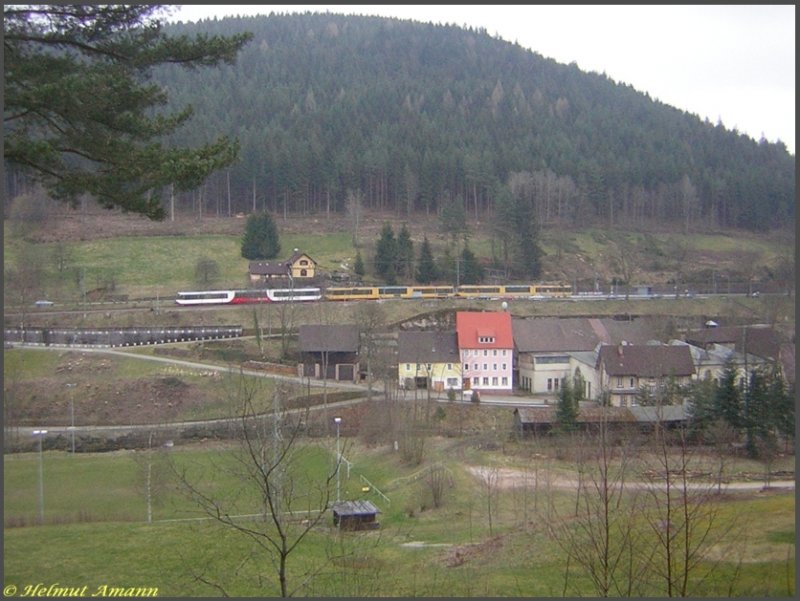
[
  {"left": 456, "top": 311, "right": 513, "bottom": 392},
  {"left": 397, "top": 331, "right": 462, "bottom": 392},
  {"left": 512, "top": 316, "right": 663, "bottom": 401},
  {"left": 668, "top": 339, "right": 767, "bottom": 385},
  {"left": 684, "top": 324, "right": 784, "bottom": 361},
  {"left": 596, "top": 343, "right": 695, "bottom": 407},
  {"left": 249, "top": 250, "right": 317, "bottom": 284},
  {"left": 298, "top": 324, "right": 359, "bottom": 382}
]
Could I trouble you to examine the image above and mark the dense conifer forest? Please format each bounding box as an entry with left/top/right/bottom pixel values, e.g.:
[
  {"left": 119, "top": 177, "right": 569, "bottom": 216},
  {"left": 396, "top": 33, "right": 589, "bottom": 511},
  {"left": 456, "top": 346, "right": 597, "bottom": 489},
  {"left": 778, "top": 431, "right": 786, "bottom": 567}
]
[{"left": 7, "top": 12, "right": 795, "bottom": 232}]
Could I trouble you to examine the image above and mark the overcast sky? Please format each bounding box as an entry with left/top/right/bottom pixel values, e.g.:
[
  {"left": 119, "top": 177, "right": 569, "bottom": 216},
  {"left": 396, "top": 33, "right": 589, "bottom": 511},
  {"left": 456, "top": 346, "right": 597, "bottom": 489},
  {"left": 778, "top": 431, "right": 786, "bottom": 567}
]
[{"left": 168, "top": 4, "right": 796, "bottom": 154}]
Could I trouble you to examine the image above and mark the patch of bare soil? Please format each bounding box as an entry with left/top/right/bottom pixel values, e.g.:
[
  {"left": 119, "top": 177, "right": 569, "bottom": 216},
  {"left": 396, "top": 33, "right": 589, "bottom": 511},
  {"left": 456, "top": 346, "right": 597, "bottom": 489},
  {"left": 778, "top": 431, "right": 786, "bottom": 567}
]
[
  {"left": 465, "top": 465, "right": 795, "bottom": 492},
  {"left": 8, "top": 351, "right": 221, "bottom": 426},
  {"left": 443, "top": 534, "right": 505, "bottom": 568}
]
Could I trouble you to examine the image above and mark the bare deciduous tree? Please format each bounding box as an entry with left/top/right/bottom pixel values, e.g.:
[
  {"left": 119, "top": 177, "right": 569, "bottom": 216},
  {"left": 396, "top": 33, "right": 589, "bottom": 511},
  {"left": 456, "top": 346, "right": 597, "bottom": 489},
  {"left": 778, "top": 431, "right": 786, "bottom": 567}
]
[
  {"left": 548, "top": 418, "right": 649, "bottom": 597},
  {"left": 174, "top": 377, "right": 339, "bottom": 597}
]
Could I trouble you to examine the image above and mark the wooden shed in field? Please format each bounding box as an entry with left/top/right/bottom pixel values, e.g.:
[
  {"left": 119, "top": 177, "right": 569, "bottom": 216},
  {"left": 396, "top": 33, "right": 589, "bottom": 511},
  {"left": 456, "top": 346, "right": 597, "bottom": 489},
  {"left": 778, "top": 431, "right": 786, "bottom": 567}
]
[{"left": 331, "top": 500, "right": 381, "bottom": 530}]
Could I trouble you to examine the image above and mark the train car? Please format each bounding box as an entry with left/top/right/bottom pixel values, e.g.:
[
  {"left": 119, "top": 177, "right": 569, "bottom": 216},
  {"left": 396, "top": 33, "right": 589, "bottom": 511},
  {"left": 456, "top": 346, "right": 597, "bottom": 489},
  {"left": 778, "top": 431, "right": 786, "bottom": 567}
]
[
  {"left": 500, "top": 284, "right": 535, "bottom": 298},
  {"left": 532, "top": 282, "right": 573, "bottom": 298},
  {"left": 407, "top": 285, "right": 455, "bottom": 299},
  {"left": 230, "top": 289, "right": 271, "bottom": 304},
  {"left": 324, "top": 286, "right": 381, "bottom": 301},
  {"left": 266, "top": 288, "right": 323, "bottom": 302},
  {"left": 376, "top": 286, "right": 411, "bottom": 299},
  {"left": 176, "top": 290, "right": 235, "bottom": 305},
  {"left": 455, "top": 285, "right": 503, "bottom": 299}
]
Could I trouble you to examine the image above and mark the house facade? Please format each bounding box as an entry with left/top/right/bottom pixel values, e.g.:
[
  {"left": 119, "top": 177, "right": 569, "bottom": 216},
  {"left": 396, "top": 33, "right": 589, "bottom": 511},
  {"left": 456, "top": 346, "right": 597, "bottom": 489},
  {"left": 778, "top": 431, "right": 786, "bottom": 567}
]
[
  {"left": 456, "top": 311, "right": 513, "bottom": 392},
  {"left": 397, "top": 331, "right": 461, "bottom": 392},
  {"left": 513, "top": 316, "right": 661, "bottom": 401},
  {"left": 249, "top": 250, "right": 317, "bottom": 284},
  {"left": 298, "top": 324, "right": 359, "bottom": 382},
  {"left": 596, "top": 343, "right": 695, "bottom": 407}
]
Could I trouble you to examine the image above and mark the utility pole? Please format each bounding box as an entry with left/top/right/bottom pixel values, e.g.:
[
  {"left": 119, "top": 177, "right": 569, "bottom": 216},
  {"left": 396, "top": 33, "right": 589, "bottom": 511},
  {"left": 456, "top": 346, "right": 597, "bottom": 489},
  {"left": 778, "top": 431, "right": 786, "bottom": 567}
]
[
  {"left": 33, "top": 429, "right": 48, "bottom": 524},
  {"left": 334, "top": 417, "right": 342, "bottom": 503},
  {"left": 66, "top": 383, "right": 76, "bottom": 454}
]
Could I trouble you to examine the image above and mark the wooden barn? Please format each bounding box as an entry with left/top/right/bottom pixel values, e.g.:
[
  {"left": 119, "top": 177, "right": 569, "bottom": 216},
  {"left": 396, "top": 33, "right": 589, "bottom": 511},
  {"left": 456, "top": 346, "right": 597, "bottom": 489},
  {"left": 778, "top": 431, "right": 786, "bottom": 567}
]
[
  {"left": 298, "top": 324, "right": 360, "bottom": 382},
  {"left": 331, "top": 500, "right": 381, "bottom": 530}
]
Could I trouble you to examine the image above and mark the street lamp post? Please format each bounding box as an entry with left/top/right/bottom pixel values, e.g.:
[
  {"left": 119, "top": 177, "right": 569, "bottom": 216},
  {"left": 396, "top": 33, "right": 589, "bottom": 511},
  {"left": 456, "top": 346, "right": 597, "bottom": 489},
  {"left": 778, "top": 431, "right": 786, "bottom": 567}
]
[
  {"left": 32, "top": 429, "right": 48, "bottom": 524},
  {"left": 66, "top": 383, "right": 76, "bottom": 454},
  {"left": 334, "top": 417, "right": 342, "bottom": 503}
]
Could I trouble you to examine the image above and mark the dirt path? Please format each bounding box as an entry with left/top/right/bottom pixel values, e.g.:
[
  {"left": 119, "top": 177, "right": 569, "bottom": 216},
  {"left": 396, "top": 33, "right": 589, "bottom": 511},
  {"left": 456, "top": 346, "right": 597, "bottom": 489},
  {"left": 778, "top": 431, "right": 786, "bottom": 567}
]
[{"left": 465, "top": 465, "right": 795, "bottom": 492}]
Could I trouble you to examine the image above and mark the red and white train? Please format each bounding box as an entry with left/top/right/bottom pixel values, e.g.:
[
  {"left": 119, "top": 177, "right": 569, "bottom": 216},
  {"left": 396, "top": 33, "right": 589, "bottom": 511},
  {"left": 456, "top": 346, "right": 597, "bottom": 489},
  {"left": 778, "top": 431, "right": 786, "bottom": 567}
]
[{"left": 175, "top": 288, "right": 322, "bottom": 306}]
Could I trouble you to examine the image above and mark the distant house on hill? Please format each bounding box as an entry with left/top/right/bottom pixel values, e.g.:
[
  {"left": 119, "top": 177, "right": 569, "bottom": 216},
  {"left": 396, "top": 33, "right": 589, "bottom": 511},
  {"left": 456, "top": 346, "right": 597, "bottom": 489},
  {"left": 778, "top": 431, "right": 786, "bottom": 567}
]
[{"left": 249, "top": 250, "right": 317, "bottom": 284}]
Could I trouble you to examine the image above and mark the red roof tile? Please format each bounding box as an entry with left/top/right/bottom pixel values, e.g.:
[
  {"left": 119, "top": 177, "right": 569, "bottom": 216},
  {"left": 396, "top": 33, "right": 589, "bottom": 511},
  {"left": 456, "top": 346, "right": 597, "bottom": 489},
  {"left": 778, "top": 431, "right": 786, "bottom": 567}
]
[{"left": 456, "top": 311, "right": 513, "bottom": 349}]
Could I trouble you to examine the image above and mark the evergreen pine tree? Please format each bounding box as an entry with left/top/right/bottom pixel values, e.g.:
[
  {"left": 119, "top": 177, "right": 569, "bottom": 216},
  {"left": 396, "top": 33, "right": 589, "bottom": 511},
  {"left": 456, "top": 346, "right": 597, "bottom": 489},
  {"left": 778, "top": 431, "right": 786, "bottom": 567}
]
[
  {"left": 714, "top": 358, "right": 743, "bottom": 430},
  {"left": 744, "top": 367, "right": 771, "bottom": 458},
  {"left": 416, "top": 236, "right": 438, "bottom": 283},
  {"left": 396, "top": 223, "right": 414, "bottom": 280},
  {"left": 513, "top": 194, "right": 544, "bottom": 279},
  {"left": 353, "top": 249, "right": 365, "bottom": 280},
  {"left": 555, "top": 377, "right": 579, "bottom": 432},
  {"left": 241, "top": 211, "right": 281, "bottom": 260},
  {"left": 4, "top": 5, "right": 251, "bottom": 219},
  {"left": 374, "top": 222, "right": 397, "bottom": 284},
  {"left": 459, "top": 242, "right": 484, "bottom": 284}
]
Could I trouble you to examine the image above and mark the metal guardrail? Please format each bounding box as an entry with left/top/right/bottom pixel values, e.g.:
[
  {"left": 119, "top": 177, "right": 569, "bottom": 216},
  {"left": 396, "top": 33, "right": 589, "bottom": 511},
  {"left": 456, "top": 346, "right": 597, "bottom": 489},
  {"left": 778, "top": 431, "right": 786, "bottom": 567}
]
[{"left": 4, "top": 326, "right": 242, "bottom": 348}]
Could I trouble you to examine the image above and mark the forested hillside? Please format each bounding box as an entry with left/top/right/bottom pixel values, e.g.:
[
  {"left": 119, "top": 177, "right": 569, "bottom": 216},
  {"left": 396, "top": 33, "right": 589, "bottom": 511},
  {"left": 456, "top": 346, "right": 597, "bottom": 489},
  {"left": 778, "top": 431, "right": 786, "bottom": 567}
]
[{"left": 13, "top": 12, "right": 793, "bottom": 232}]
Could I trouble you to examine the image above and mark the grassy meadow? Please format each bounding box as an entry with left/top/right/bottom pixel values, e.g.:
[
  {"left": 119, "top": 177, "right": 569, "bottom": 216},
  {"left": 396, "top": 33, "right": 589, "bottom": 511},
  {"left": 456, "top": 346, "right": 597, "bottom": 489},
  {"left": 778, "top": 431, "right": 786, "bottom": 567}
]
[
  {"left": 3, "top": 215, "right": 795, "bottom": 304},
  {"left": 3, "top": 436, "right": 795, "bottom": 597},
  {"left": 3, "top": 213, "right": 795, "bottom": 596}
]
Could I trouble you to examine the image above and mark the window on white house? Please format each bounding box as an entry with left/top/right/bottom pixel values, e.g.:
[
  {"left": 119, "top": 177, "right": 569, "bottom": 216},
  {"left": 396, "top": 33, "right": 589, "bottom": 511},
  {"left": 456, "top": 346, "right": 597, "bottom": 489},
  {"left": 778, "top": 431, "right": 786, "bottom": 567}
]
[
  {"left": 617, "top": 377, "right": 623, "bottom": 388},
  {"left": 630, "top": 377, "right": 635, "bottom": 388},
  {"left": 492, "top": 376, "right": 498, "bottom": 386},
  {"left": 472, "top": 377, "right": 479, "bottom": 386},
  {"left": 483, "top": 377, "right": 489, "bottom": 385},
  {"left": 502, "top": 377, "right": 508, "bottom": 385}
]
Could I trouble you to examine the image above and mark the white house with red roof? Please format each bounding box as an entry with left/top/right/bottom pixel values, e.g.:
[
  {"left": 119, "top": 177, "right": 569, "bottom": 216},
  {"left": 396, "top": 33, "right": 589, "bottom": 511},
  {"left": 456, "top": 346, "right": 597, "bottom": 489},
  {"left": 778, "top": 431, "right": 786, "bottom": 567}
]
[{"left": 456, "top": 311, "right": 514, "bottom": 392}]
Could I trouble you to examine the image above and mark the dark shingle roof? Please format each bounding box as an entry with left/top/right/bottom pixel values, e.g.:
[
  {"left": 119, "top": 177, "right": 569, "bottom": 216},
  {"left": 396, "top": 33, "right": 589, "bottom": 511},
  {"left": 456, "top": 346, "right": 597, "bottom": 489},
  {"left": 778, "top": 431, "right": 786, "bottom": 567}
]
[
  {"left": 512, "top": 317, "right": 662, "bottom": 353},
  {"left": 597, "top": 344, "right": 695, "bottom": 378},
  {"left": 331, "top": 500, "right": 380, "bottom": 516},
  {"left": 397, "top": 331, "right": 459, "bottom": 364},
  {"left": 249, "top": 260, "right": 289, "bottom": 276},
  {"left": 299, "top": 325, "right": 359, "bottom": 353},
  {"left": 684, "top": 325, "right": 783, "bottom": 360}
]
